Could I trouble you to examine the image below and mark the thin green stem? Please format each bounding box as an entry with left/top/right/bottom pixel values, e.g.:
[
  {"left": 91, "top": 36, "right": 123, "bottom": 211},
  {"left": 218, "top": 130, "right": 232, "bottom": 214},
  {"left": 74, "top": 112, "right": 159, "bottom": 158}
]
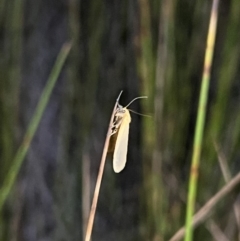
[
  {"left": 184, "top": 1, "right": 219, "bottom": 240},
  {"left": 0, "top": 43, "right": 72, "bottom": 212}
]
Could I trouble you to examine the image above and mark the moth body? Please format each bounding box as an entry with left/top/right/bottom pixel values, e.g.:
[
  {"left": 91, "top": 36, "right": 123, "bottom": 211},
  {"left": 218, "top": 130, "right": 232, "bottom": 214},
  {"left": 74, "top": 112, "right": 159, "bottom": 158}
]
[
  {"left": 111, "top": 95, "right": 147, "bottom": 173},
  {"left": 113, "top": 107, "right": 131, "bottom": 173}
]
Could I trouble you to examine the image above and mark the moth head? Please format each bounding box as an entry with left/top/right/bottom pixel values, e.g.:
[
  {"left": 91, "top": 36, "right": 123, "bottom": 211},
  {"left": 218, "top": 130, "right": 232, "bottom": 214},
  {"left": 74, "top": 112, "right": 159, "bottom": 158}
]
[
  {"left": 115, "top": 104, "right": 126, "bottom": 117},
  {"left": 110, "top": 94, "right": 148, "bottom": 136}
]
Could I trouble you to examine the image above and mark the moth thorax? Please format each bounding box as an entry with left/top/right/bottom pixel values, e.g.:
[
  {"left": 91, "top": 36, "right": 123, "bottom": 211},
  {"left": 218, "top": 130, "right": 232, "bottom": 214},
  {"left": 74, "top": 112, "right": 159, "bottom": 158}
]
[{"left": 115, "top": 105, "right": 126, "bottom": 117}]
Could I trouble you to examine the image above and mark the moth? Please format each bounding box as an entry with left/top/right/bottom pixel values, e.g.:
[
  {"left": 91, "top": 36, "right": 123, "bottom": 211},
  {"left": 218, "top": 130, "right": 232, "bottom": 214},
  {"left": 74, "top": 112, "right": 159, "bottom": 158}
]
[{"left": 110, "top": 96, "right": 147, "bottom": 173}]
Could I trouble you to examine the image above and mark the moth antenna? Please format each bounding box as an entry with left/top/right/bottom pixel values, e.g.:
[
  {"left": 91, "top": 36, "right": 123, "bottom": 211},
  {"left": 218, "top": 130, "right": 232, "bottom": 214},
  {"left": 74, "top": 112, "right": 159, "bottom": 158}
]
[
  {"left": 125, "top": 96, "right": 148, "bottom": 108},
  {"left": 128, "top": 109, "right": 151, "bottom": 117}
]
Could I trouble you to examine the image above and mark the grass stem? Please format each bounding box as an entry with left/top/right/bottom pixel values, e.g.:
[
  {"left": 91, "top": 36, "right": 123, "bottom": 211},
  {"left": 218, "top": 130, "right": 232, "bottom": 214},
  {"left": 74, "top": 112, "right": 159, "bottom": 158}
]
[
  {"left": 84, "top": 91, "right": 122, "bottom": 241},
  {"left": 184, "top": 1, "right": 219, "bottom": 240},
  {"left": 0, "top": 43, "right": 71, "bottom": 212}
]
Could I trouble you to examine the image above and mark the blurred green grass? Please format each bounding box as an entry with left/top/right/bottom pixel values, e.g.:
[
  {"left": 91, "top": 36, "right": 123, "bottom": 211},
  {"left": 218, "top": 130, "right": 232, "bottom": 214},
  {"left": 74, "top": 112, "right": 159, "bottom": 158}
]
[{"left": 0, "top": 43, "right": 71, "bottom": 212}]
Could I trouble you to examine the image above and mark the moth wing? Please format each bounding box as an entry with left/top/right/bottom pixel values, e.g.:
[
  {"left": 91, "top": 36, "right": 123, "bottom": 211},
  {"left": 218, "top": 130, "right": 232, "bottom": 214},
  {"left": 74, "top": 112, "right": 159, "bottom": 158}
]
[{"left": 113, "top": 109, "right": 131, "bottom": 173}]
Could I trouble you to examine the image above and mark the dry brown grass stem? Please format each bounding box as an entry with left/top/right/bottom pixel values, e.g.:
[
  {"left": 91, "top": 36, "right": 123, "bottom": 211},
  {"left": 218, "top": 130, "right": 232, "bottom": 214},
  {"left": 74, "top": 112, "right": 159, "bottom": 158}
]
[
  {"left": 84, "top": 91, "right": 122, "bottom": 241},
  {"left": 206, "top": 220, "right": 230, "bottom": 241},
  {"left": 214, "top": 142, "right": 240, "bottom": 241},
  {"left": 169, "top": 172, "right": 240, "bottom": 241}
]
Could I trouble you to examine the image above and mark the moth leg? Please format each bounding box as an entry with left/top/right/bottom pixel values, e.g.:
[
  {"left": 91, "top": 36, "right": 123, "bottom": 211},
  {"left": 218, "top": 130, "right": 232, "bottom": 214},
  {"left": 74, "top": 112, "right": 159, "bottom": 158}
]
[
  {"left": 109, "top": 129, "right": 117, "bottom": 136},
  {"left": 109, "top": 105, "right": 125, "bottom": 136},
  {"left": 109, "top": 122, "right": 119, "bottom": 136},
  {"left": 109, "top": 116, "right": 122, "bottom": 136}
]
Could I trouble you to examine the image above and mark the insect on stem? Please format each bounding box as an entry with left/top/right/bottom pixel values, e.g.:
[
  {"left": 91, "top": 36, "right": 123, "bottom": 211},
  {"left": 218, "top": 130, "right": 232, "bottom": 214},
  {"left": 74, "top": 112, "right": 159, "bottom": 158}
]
[{"left": 84, "top": 91, "right": 122, "bottom": 241}]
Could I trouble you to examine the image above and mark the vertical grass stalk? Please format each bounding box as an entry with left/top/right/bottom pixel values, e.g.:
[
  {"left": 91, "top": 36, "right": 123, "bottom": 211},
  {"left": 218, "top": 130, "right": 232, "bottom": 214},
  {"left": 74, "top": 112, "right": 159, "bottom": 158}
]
[
  {"left": 84, "top": 91, "right": 122, "bottom": 241},
  {"left": 0, "top": 43, "right": 72, "bottom": 212},
  {"left": 184, "top": 1, "right": 219, "bottom": 240}
]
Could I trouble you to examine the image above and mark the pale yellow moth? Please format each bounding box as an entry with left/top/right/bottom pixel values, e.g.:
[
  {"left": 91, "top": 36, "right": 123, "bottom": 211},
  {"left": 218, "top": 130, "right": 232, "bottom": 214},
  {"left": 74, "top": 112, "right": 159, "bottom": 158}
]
[{"left": 111, "top": 96, "right": 147, "bottom": 173}]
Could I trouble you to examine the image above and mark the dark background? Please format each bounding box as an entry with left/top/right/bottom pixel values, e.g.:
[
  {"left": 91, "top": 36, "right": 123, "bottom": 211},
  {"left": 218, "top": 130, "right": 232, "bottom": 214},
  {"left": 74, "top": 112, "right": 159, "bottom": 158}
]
[{"left": 1, "top": 0, "right": 240, "bottom": 240}]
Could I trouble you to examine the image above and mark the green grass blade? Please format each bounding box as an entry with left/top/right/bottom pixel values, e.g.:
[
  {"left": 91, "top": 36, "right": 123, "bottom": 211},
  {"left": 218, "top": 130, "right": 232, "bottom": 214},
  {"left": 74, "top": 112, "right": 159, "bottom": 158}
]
[
  {"left": 0, "top": 43, "right": 72, "bottom": 212},
  {"left": 184, "top": 1, "right": 219, "bottom": 240}
]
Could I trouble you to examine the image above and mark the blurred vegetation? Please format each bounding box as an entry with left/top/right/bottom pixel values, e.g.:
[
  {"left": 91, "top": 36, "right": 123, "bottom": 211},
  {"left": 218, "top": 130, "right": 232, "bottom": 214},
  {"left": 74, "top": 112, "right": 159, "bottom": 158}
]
[
  {"left": 0, "top": 0, "right": 240, "bottom": 241},
  {"left": 0, "top": 43, "right": 71, "bottom": 211}
]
